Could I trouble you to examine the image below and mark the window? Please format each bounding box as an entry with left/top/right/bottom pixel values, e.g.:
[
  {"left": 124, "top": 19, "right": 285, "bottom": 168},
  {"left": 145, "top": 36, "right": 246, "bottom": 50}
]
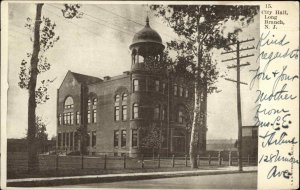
[
  {"left": 122, "top": 93, "right": 128, "bottom": 101},
  {"left": 121, "top": 130, "right": 127, "bottom": 147},
  {"left": 64, "top": 96, "right": 74, "bottom": 109},
  {"left": 162, "top": 83, "right": 166, "bottom": 94},
  {"left": 70, "top": 112, "right": 74, "bottom": 125},
  {"left": 114, "top": 130, "right": 119, "bottom": 148},
  {"left": 63, "top": 113, "right": 67, "bottom": 125},
  {"left": 88, "top": 99, "right": 91, "bottom": 106},
  {"left": 76, "top": 112, "right": 80, "bottom": 124},
  {"left": 179, "top": 86, "right": 183, "bottom": 97},
  {"left": 200, "top": 93, "right": 204, "bottom": 102},
  {"left": 87, "top": 110, "right": 91, "bottom": 123},
  {"left": 153, "top": 105, "right": 160, "bottom": 120},
  {"left": 92, "top": 131, "right": 96, "bottom": 147},
  {"left": 66, "top": 133, "right": 69, "bottom": 146},
  {"left": 155, "top": 80, "right": 160, "bottom": 91},
  {"left": 133, "top": 103, "right": 139, "bottom": 119},
  {"left": 70, "top": 132, "right": 73, "bottom": 147},
  {"left": 132, "top": 129, "right": 138, "bottom": 147},
  {"left": 87, "top": 132, "right": 90, "bottom": 146},
  {"left": 122, "top": 105, "right": 127, "bottom": 121},
  {"left": 114, "top": 106, "right": 120, "bottom": 121},
  {"left": 162, "top": 106, "right": 167, "bottom": 121},
  {"left": 62, "top": 133, "right": 65, "bottom": 147},
  {"left": 115, "top": 94, "right": 120, "bottom": 102},
  {"left": 174, "top": 84, "right": 177, "bottom": 96},
  {"left": 178, "top": 110, "right": 184, "bottom": 123},
  {"left": 93, "top": 98, "right": 97, "bottom": 105},
  {"left": 93, "top": 109, "right": 97, "bottom": 123},
  {"left": 133, "top": 79, "right": 139, "bottom": 92},
  {"left": 58, "top": 133, "right": 62, "bottom": 147},
  {"left": 58, "top": 114, "right": 62, "bottom": 125},
  {"left": 185, "top": 89, "right": 189, "bottom": 98}
]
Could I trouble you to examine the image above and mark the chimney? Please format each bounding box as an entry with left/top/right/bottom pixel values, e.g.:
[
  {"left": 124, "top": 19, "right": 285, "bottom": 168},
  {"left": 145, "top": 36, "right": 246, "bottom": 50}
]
[{"left": 103, "top": 76, "right": 110, "bottom": 81}]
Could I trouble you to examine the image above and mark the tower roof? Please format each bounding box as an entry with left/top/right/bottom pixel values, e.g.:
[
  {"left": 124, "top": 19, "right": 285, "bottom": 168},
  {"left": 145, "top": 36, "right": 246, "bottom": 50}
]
[{"left": 130, "top": 17, "right": 163, "bottom": 47}]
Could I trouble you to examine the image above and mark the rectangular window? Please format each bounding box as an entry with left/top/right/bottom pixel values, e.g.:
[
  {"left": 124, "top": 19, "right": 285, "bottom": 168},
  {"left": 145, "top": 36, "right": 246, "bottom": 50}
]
[
  {"left": 178, "top": 111, "right": 184, "bottom": 123},
  {"left": 92, "top": 131, "right": 96, "bottom": 147},
  {"left": 70, "top": 132, "right": 73, "bottom": 147},
  {"left": 185, "top": 89, "right": 189, "bottom": 98},
  {"left": 70, "top": 112, "right": 74, "bottom": 125},
  {"left": 115, "top": 106, "right": 120, "bottom": 121},
  {"left": 64, "top": 113, "right": 67, "bottom": 125},
  {"left": 76, "top": 112, "right": 80, "bottom": 124},
  {"left": 58, "top": 114, "right": 62, "bottom": 125},
  {"left": 114, "top": 130, "right": 119, "bottom": 148},
  {"left": 62, "top": 133, "right": 66, "bottom": 147},
  {"left": 154, "top": 106, "right": 160, "bottom": 120},
  {"left": 133, "top": 79, "right": 139, "bottom": 92},
  {"left": 155, "top": 80, "right": 160, "bottom": 91},
  {"left": 162, "top": 83, "right": 166, "bottom": 94},
  {"left": 132, "top": 129, "right": 138, "bottom": 147},
  {"left": 174, "top": 84, "right": 177, "bottom": 96},
  {"left": 179, "top": 86, "right": 183, "bottom": 97},
  {"left": 133, "top": 104, "right": 139, "bottom": 119},
  {"left": 93, "top": 109, "right": 97, "bottom": 123},
  {"left": 87, "top": 110, "right": 91, "bottom": 123},
  {"left": 162, "top": 106, "right": 166, "bottom": 121},
  {"left": 87, "top": 132, "right": 90, "bottom": 146},
  {"left": 66, "top": 133, "right": 69, "bottom": 147},
  {"left": 122, "top": 105, "right": 127, "bottom": 121},
  {"left": 58, "top": 133, "right": 62, "bottom": 147},
  {"left": 121, "top": 130, "right": 127, "bottom": 147}
]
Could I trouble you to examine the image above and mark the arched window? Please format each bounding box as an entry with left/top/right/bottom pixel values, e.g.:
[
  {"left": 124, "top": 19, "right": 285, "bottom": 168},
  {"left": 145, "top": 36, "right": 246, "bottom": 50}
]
[
  {"left": 64, "top": 96, "right": 74, "bottom": 109},
  {"left": 133, "top": 103, "right": 139, "bottom": 119},
  {"left": 115, "top": 94, "right": 120, "bottom": 102},
  {"left": 88, "top": 99, "right": 91, "bottom": 107},
  {"left": 93, "top": 98, "right": 97, "bottom": 105},
  {"left": 122, "top": 93, "right": 128, "bottom": 101}
]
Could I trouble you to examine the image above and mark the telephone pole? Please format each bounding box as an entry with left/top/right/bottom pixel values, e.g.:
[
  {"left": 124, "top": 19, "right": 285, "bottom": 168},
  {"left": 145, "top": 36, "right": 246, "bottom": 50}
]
[{"left": 221, "top": 38, "right": 255, "bottom": 172}]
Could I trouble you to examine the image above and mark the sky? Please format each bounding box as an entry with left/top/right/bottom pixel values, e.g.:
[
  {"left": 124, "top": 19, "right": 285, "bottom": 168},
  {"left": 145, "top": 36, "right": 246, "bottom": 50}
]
[{"left": 6, "top": 3, "right": 259, "bottom": 140}]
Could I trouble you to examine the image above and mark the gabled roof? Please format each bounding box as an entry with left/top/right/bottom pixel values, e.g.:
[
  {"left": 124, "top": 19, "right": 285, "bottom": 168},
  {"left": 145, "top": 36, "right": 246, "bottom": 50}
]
[{"left": 70, "top": 71, "right": 102, "bottom": 84}]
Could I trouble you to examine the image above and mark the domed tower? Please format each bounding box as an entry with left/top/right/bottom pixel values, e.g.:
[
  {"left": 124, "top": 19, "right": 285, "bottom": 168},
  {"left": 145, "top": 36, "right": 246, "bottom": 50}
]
[{"left": 129, "top": 17, "right": 165, "bottom": 71}]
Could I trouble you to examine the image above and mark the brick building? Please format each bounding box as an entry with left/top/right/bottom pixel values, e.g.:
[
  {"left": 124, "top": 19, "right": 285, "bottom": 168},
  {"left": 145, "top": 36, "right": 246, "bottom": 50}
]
[{"left": 56, "top": 18, "right": 207, "bottom": 157}]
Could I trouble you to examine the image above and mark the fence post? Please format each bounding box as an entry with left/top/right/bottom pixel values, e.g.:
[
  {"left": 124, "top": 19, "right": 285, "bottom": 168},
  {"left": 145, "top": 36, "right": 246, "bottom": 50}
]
[
  {"left": 197, "top": 155, "right": 200, "bottom": 166},
  {"left": 185, "top": 154, "right": 188, "bottom": 167},
  {"left": 208, "top": 154, "right": 211, "bottom": 165},
  {"left": 141, "top": 155, "right": 144, "bottom": 168},
  {"left": 229, "top": 151, "right": 232, "bottom": 166},
  {"left": 158, "top": 154, "right": 160, "bottom": 168},
  {"left": 123, "top": 154, "right": 126, "bottom": 169},
  {"left": 81, "top": 155, "right": 84, "bottom": 169},
  {"left": 104, "top": 155, "right": 107, "bottom": 169},
  {"left": 172, "top": 154, "right": 175, "bottom": 168},
  {"left": 248, "top": 154, "right": 250, "bottom": 165},
  {"left": 218, "top": 151, "right": 221, "bottom": 166},
  {"left": 56, "top": 154, "right": 59, "bottom": 171}
]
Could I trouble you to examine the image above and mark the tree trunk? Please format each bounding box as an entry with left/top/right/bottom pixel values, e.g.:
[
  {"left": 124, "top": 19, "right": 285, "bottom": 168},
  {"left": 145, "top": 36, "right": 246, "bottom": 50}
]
[
  {"left": 189, "top": 16, "right": 202, "bottom": 169},
  {"left": 28, "top": 3, "right": 43, "bottom": 173}
]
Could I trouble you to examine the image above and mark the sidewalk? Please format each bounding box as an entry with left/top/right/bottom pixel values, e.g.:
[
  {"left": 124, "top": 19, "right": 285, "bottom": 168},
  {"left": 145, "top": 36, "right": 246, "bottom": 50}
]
[{"left": 7, "top": 166, "right": 257, "bottom": 187}]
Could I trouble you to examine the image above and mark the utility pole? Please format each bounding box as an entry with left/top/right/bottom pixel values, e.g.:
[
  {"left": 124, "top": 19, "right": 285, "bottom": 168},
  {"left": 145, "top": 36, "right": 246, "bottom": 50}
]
[{"left": 221, "top": 38, "right": 255, "bottom": 172}]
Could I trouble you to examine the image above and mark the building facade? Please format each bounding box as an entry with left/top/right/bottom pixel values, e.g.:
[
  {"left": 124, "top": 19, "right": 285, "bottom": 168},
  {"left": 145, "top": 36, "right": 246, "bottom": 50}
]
[{"left": 56, "top": 18, "right": 207, "bottom": 157}]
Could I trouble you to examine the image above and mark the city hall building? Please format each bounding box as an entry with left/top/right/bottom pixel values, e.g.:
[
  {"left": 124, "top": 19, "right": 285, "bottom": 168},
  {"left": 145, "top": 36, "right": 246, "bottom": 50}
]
[{"left": 56, "top": 18, "right": 207, "bottom": 156}]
